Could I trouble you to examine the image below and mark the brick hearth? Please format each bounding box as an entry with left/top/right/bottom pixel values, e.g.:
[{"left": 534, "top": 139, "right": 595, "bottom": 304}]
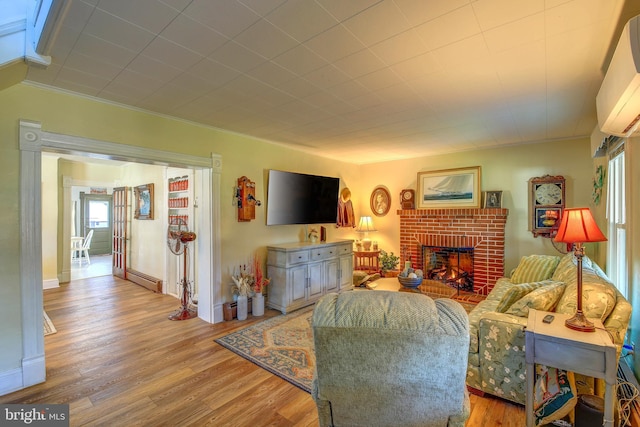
[{"left": 398, "top": 208, "right": 509, "bottom": 295}]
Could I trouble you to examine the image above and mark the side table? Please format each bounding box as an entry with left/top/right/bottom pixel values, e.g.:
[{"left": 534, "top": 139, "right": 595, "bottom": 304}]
[
  {"left": 525, "top": 309, "right": 617, "bottom": 427},
  {"left": 353, "top": 250, "right": 380, "bottom": 274}
]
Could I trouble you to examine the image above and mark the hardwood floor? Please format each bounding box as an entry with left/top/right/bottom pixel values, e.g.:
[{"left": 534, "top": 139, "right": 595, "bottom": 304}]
[{"left": 1, "top": 276, "right": 525, "bottom": 426}]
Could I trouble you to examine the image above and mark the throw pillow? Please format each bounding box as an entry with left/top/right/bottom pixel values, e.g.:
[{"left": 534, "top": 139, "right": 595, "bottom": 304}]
[
  {"left": 506, "top": 281, "right": 566, "bottom": 317},
  {"left": 495, "top": 280, "right": 557, "bottom": 313},
  {"left": 555, "top": 273, "right": 617, "bottom": 320},
  {"left": 551, "top": 253, "right": 595, "bottom": 282},
  {"left": 510, "top": 255, "right": 561, "bottom": 284}
]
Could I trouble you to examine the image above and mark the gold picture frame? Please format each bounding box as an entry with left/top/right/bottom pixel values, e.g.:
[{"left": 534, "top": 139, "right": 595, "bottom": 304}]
[
  {"left": 417, "top": 166, "right": 481, "bottom": 209},
  {"left": 370, "top": 186, "right": 391, "bottom": 217},
  {"left": 134, "top": 183, "right": 154, "bottom": 220}
]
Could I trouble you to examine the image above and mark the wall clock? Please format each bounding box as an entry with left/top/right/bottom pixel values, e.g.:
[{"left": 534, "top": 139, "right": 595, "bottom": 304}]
[
  {"left": 528, "top": 175, "right": 565, "bottom": 238},
  {"left": 400, "top": 189, "right": 415, "bottom": 209}
]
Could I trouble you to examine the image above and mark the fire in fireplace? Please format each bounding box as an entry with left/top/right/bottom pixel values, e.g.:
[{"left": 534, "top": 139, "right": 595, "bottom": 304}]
[{"left": 422, "top": 246, "right": 474, "bottom": 292}]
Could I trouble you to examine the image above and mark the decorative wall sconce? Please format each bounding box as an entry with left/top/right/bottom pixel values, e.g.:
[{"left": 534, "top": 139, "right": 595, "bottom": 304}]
[{"left": 235, "top": 176, "right": 262, "bottom": 222}]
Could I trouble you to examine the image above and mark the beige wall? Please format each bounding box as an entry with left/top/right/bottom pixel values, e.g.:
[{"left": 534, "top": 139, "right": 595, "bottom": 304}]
[{"left": 360, "top": 138, "right": 595, "bottom": 273}]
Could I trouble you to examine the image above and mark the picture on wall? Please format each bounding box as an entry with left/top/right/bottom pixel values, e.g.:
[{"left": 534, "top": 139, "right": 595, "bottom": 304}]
[
  {"left": 134, "top": 183, "right": 154, "bottom": 220},
  {"left": 417, "top": 166, "right": 481, "bottom": 209},
  {"left": 483, "top": 191, "right": 502, "bottom": 208},
  {"left": 370, "top": 186, "right": 391, "bottom": 216}
]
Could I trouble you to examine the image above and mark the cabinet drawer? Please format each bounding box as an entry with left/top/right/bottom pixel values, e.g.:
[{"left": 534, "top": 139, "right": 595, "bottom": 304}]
[
  {"left": 336, "top": 243, "right": 352, "bottom": 256},
  {"left": 310, "top": 246, "right": 337, "bottom": 261},
  {"left": 287, "top": 250, "right": 310, "bottom": 265}
]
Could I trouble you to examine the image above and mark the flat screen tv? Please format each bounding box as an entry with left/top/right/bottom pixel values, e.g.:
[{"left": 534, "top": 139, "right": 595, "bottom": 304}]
[{"left": 266, "top": 170, "right": 340, "bottom": 225}]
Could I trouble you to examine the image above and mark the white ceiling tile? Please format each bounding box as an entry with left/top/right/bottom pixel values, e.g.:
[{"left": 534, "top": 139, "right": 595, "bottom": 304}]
[
  {"left": 238, "top": 0, "right": 288, "bottom": 17},
  {"left": 414, "top": 5, "right": 481, "bottom": 50},
  {"left": 159, "top": 14, "right": 228, "bottom": 56},
  {"left": 246, "top": 61, "right": 298, "bottom": 87},
  {"left": 303, "top": 64, "right": 351, "bottom": 89},
  {"left": 394, "top": 0, "right": 471, "bottom": 26},
  {"left": 483, "top": 13, "right": 545, "bottom": 54},
  {"left": 84, "top": 9, "right": 155, "bottom": 52},
  {"left": 333, "top": 49, "right": 386, "bottom": 78},
  {"left": 276, "top": 77, "right": 322, "bottom": 99},
  {"left": 183, "top": 0, "right": 260, "bottom": 39},
  {"left": 73, "top": 33, "right": 137, "bottom": 68},
  {"left": 234, "top": 19, "right": 299, "bottom": 59},
  {"left": 127, "top": 55, "right": 183, "bottom": 82},
  {"left": 141, "top": 37, "right": 203, "bottom": 71},
  {"left": 272, "top": 45, "right": 329, "bottom": 76},
  {"left": 315, "top": 0, "right": 384, "bottom": 22},
  {"left": 63, "top": 51, "right": 123, "bottom": 81},
  {"left": 304, "top": 25, "right": 366, "bottom": 62},
  {"left": 430, "top": 34, "right": 490, "bottom": 68},
  {"left": 187, "top": 58, "right": 240, "bottom": 88},
  {"left": 369, "top": 29, "right": 429, "bottom": 66},
  {"left": 472, "top": 0, "right": 544, "bottom": 31},
  {"left": 98, "top": 0, "right": 179, "bottom": 34},
  {"left": 266, "top": 0, "right": 339, "bottom": 42},
  {"left": 342, "top": 1, "right": 411, "bottom": 46},
  {"left": 208, "top": 41, "right": 267, "bottom": 73},
  {"left": 388, "top": 52, "right": 441, "bottom": 81}
]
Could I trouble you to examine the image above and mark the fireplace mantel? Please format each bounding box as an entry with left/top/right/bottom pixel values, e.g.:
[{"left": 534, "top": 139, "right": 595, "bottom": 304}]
[{"left": 398, "top": 207, "right": 509, "bottom": 295}]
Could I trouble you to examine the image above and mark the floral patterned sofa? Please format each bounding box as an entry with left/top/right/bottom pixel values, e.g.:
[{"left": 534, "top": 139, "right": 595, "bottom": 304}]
[{"left": 466, "top": 252, "right": 632, "bottom": 405}]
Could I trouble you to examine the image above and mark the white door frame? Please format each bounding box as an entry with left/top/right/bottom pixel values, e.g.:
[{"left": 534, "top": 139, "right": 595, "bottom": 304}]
[{"left": 16, "top": 119, "right": 224, "bottom": 392}]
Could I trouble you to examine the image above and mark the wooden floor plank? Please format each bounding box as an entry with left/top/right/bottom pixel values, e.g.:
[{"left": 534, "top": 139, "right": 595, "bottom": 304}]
[{"left": 1, "top": 275, "right": 525, "bottom": 426}]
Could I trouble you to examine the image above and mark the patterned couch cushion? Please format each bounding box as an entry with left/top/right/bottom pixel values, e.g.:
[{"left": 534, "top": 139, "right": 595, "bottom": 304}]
[
  {"left": 495, "top": 280, "right": 558, "bottom": 313},
  {"left": 555, "top": 272, "right": 617, "bottom": 320},
  {"left": 510, "top": 255, "right": 560, "bottom": 284},
  {"left": 505, "top": 281, "right": 566, "bottom": 317}
]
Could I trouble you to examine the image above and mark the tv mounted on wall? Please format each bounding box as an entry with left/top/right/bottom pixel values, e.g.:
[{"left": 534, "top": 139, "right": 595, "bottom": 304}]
[{"left": 266, "top": 170, "right": 340, "bottom": 226}]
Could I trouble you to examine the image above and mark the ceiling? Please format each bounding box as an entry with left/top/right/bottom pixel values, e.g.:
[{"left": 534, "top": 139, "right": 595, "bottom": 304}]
[{"left": 25, "top": 0, "right": 633, "bottom": 164}]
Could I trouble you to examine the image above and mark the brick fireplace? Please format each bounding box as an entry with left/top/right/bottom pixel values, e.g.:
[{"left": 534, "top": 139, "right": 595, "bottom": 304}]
[{"left": 398, "top": 208, "right": 509, "bottom": 295}]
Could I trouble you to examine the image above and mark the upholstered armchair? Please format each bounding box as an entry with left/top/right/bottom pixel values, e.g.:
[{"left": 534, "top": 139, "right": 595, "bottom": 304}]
[{"left": 311, "top": 291, "right": 470, "bottom": 427}]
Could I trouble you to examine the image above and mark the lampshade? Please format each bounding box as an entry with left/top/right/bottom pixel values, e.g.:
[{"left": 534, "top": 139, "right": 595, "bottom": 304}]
[
  {"left": 554, "top": 208, "right": 606, "bottom": 244},
  {"left": 356, "top": 216, "right": 377, "bottom": 233}
]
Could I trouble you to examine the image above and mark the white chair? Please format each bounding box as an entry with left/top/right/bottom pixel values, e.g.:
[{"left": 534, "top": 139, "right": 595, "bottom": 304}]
[{"left": 77, "top": 230, "right": 94, "bottom": 265}]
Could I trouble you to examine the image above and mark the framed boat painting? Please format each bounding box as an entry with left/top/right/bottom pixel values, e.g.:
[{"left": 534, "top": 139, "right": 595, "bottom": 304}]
[{"left": 417, "top": 166, "right": 481, "bottom": 209}]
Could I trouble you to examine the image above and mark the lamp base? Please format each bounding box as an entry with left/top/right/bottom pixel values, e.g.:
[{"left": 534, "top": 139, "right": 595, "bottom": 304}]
[
  {"left": 565, "top": 311, "right": 595, "bottom": 332},
  {"left": 362, "top": 239, "right": 372, "bottom": 251}
]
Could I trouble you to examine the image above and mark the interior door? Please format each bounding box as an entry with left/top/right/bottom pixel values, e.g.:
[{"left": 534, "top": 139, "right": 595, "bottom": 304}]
[
  {"left": 80, "top": 193, "right": 113, "bottom": 255},
  {"left": 112, "top": 187, "right": 127, "bottom": 279}
]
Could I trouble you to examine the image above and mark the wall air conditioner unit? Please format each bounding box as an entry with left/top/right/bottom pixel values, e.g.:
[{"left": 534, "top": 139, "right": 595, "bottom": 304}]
[{"left": 596, "top": 14, "right": 640, "bottom": 137}]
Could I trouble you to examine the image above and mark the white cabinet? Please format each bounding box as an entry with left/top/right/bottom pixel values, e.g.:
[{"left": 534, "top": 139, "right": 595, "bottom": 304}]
[{"left": 267, "top": 240, "right": 353, "bottom": 314}]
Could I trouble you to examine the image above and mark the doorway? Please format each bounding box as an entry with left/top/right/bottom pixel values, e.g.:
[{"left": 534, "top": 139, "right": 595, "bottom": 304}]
[
  {"left": 79, "top": 193, "right": 112, "bottom": 256},
  {"left": 18, "top": 119, "right": 222, "bottom": 395}
]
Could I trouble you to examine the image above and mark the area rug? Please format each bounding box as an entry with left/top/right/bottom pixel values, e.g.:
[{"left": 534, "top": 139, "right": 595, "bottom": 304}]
[
  {"left": 44, "top": 311, "right": 57, "bottom": 336},
  {"left": 214, "top": 291, "right": 483, "bottom": 394},
  {"left": 215, "top": 306, "right": 316, "bottom": 393}
]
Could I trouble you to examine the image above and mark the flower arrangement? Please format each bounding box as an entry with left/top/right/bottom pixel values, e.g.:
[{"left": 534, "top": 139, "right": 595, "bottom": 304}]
[
  {"left": 252, "top": 254, "right": 270, "bottom": 295},
  {"left": 231, "top": 254, "right": 270, "bottom": 298},
  {"left": 308, "top": 228, "right": 319, "bottom": 242}
]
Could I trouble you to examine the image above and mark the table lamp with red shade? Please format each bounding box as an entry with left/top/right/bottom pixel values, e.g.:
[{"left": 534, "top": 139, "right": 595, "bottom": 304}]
[{"left": 553, "top": 207, "right": 607, "bottom": 332}]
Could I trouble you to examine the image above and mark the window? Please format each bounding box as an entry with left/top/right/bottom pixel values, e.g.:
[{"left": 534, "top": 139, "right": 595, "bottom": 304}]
[
  {"left": 88, "top": 200, "right": 110, "bottom": 228},
  {"left": 606, "top": 145, "right": 627, "bottom": 298}
]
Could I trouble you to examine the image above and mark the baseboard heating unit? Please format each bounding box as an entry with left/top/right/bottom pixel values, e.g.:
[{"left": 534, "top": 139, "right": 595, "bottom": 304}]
[{"left": 127, "top": 269, "right": 163, "bottom": 293}]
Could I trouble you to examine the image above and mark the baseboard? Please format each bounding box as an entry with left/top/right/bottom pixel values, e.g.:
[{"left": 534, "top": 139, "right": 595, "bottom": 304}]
[
  {"left": 43, "top": 278, "right": 59, "bottom": 289},
  {"left": 0, "top": 367, "right": 24, "bottom": 397},
  {"left": 127, "top": 269, "right": 162, "bottom": 293}
]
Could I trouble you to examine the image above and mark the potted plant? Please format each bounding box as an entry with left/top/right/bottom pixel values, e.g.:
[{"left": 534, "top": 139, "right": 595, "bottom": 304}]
[{"left": 379, "top": 250, "right": 400, "bottom": 277}]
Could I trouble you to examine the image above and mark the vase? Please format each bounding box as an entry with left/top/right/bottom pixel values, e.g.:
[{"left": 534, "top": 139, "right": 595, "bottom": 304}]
[
  {"left": 237, "top": 295, "right": 248, "bottom": 320},
  {"left": 252, "top": 292, "right": 265, "bottom": 316}
]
